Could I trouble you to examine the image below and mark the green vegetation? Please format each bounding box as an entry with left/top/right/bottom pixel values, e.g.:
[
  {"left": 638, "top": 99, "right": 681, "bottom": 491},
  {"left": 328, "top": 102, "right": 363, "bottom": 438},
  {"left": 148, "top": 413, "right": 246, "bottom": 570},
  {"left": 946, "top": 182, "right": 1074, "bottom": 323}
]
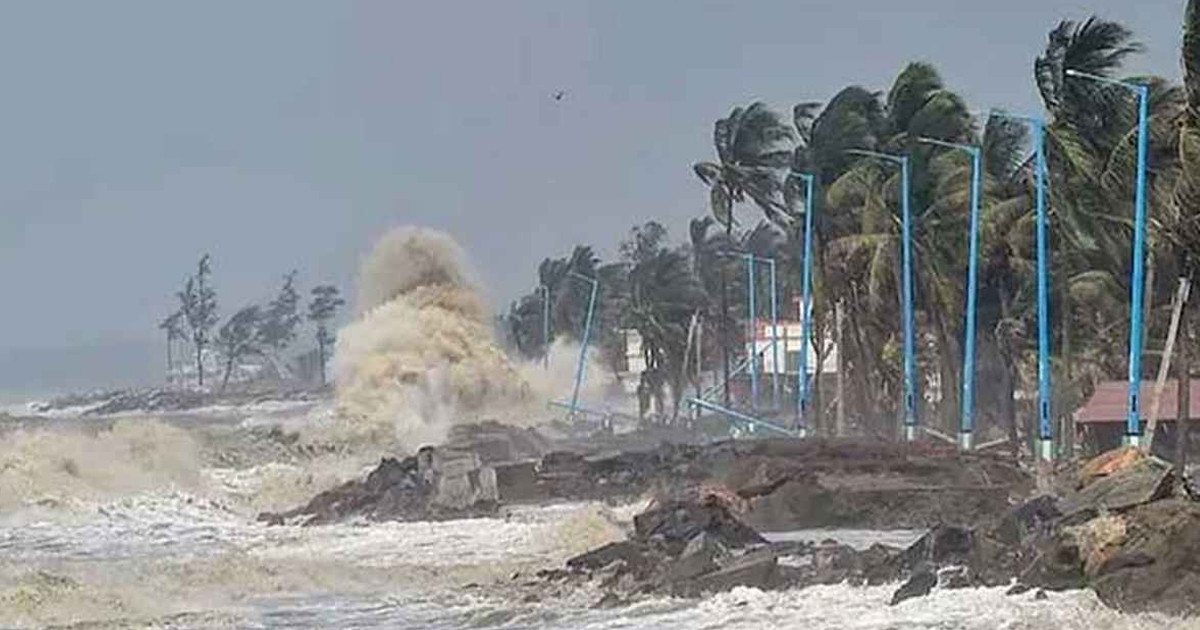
[{"left": 505, "top": 7, "right": 1200, "bottom": 444}]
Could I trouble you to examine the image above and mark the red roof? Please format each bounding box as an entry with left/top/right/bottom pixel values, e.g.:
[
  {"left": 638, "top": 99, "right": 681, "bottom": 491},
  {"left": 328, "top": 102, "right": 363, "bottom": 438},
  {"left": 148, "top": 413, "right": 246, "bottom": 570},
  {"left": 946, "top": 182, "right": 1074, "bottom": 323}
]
[{"left": 1076, "top": 379, "right": 1200, "bottom": 424}]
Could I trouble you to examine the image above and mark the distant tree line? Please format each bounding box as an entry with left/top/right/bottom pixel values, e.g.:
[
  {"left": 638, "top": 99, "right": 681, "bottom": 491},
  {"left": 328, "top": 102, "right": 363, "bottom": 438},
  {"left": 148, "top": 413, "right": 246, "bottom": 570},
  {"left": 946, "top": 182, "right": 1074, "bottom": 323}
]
[{"left": 160, "top": 254, "right": 344, "bottom": 391}]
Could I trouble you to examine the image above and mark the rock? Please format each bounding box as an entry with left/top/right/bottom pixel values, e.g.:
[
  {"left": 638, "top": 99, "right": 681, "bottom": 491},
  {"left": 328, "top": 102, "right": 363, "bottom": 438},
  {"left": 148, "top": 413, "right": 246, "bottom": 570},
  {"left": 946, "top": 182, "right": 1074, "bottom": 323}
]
[
  {"left": 1065, "top": 513, "right": 1128, "bottom": 577},
  {"left": 592, "top": 592, "right": 623, "bottom": 609},
  {"left": 682, "top": 531, "right": 732, "bottom": 563},
  {"left": 536, "top": 568, "right": 569, "bottom": 581},
  {"left": 991, "top": 494, "right": 1062, "bottom": 546},
  {"left": 895, "top": 525, "right": 974, "bottom": 572},
  {"left": 861, "top": 544, "right": 904, "bottom": 586},
  {"left": 811, "top": 540, "right": 861, "bottom": 585},
  {"left": 539, "top": 451, "right": 587, "bottom": 477},
  {"left": 890, "top": 567, "right": 937, "bottom": 605},
  {"left": 938, "top": 566, "right": 972, "bottom": 589},
  {"left": 1059, "top": 458, "right": 1173, "bottom": 518},
  {"left": 691, "top": 554, "right": 779, "bottom": 594},
  {"left": 663, "top": 547, "right": 720, "bottom": 584},
  {"left": 1088, "top": 499, "right": 1200, "bottom": 615},
  {"left": 566, "top": 541, "right": 656, "bottom": 573},
  {"left": 633, "top": 497, "right": 766, "bottom": 553},
  {"left": 1078, "top": 447, "right": 1144, "bottom": 486},
  {"left": 494, "top": 460, "right": 539, "bottom": 502},
  {"left": 1095, "top": 550, "right": 1155, "bottom": 574}
]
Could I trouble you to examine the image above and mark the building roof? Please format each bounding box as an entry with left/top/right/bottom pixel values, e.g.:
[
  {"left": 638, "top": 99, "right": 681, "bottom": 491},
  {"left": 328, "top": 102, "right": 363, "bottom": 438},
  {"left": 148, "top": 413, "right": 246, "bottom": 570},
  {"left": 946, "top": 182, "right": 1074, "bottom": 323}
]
[{"left": 1076, "top": 379, "right": 1200, "bottom": 424}]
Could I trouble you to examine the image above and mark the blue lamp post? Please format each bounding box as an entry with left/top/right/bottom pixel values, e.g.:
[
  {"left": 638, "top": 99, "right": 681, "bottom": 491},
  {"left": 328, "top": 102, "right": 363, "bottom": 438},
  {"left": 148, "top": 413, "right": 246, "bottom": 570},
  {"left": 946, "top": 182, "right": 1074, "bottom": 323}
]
[
  {"left": 768, "top": 257, "right": 780, "bottom": 412},
  {"left": 992, "top": 111, "right": 1053, "bottom": 461},
  {"left": 846, "top": 149, "right": 917, "bottom": 441},
  {"left": 917, "top": 137, "right": 982, "bottom": 451},
  {"left": 1066, "top": 69, "right": 1151, "bottom": 448},
  {"left": 793, "top": 172, "right": 816, "bottom": 437},
  {"left": 747, "top": 255, "right": 758, "bottom": 412},
  {"left": 567, "top": 271, "right": 599, "bottom": 421}
]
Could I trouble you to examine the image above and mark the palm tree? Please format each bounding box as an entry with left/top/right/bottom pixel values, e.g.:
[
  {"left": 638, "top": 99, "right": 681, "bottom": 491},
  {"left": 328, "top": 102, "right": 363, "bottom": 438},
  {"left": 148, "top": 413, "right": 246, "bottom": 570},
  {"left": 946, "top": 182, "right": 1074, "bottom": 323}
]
[
  {"left": 823, "top": 62, "right": 976, "bottom": 434},
  {"left": 627, "top": 247, "right": 709, "bottom": 421},
  {"left": 1167, "top": 0, "right": 1200, "bottom": 465},
  {"left": 159, "top": 310, "right": 185, "bottom": 388},
  {"left": 694, "top": 102, "right": 795, "bottom": 405}
]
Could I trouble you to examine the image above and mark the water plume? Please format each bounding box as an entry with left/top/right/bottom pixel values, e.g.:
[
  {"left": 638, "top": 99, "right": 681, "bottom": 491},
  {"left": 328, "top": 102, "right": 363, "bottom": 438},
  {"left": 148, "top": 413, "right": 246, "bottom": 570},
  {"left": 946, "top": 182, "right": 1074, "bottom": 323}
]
[{"left": 328, "top": 227, "right": 547, "bottom": 451}]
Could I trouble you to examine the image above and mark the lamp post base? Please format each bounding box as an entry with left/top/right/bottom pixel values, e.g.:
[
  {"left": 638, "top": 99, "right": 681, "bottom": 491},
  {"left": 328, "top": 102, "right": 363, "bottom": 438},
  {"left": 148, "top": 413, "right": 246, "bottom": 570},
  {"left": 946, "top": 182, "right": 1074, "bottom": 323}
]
[
  {"left": 1039, "top": 438, "right": 1054, "bottom": 462},
  {"left": 959, "top": 431, "right": 973, "bottom": 451},
  {"left": 904, "top": 425, "right": 916, "bottom": 442}
]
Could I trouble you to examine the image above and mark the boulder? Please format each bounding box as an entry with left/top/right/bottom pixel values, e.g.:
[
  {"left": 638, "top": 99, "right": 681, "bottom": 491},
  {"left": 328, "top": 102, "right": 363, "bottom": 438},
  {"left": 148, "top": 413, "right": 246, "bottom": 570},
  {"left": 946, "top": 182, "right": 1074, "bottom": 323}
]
[
  {"left": 1087, "top": 499, "right": 1200, "bottom": 616},
  {"left": 663, "top": 539, "right": 722, "bottom": 585},
  {"left": 691, "top": 553, "right": 780, "bottom": 594},
  {"left": 1058, "top": 458, "right": 1173, "bottom": 518},
  {"left": 634, "top": 497, "right": 766, "bottom": 553},
  {"left": 890, "top": 567, "right": 937, "bottom": 606},
  {"left": 567, "top": 541, "right": 656, "bottom": 573},
  {"left": 494, "top": 460, "right": 539, "bottom": 502}
]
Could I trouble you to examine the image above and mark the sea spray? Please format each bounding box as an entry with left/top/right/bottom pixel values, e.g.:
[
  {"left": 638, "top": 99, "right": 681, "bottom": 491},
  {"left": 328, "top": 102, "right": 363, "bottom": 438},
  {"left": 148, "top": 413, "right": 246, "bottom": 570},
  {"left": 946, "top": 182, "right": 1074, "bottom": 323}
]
[
  {"left": 326, "top": 226, "right": 609, "bottom": 452},
  {"left": 0, "top": 419, "right": 202, "bottom": 510}
]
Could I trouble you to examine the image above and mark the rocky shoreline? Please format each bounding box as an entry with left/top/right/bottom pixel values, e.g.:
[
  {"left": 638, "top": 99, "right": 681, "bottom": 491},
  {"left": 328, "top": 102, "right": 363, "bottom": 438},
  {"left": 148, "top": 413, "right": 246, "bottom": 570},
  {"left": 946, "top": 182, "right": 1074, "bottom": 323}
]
[
  {"left": 263, "top": 419, "right": 1200, "bottom": 617},
  {"left": 24, "top": 386, "right": 328, "bottom": 417},
  {"left": 528, "top": 446, "right": 1200, "bottom": 616},
  {"left": 259, "top": 425, "right": 1028, "bottom": 529}
]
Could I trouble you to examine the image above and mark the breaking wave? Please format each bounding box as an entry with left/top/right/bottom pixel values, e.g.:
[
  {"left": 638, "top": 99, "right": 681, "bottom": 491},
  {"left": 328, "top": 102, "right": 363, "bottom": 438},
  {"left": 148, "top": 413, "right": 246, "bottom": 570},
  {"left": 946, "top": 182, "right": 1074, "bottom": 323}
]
[
  {"left": 0, "top": 420, "right": 202, "bottom": 511},
  {"left": 326, "top": 226, "right": 605, "bottom": 452}
]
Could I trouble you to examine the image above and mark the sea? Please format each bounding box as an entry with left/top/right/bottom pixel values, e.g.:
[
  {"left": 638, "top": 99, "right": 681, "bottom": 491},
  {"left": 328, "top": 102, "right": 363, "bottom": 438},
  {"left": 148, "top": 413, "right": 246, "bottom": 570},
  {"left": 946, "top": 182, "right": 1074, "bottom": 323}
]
[{"left": 0, "top": 399, "right": 1191, "bottom": 629}]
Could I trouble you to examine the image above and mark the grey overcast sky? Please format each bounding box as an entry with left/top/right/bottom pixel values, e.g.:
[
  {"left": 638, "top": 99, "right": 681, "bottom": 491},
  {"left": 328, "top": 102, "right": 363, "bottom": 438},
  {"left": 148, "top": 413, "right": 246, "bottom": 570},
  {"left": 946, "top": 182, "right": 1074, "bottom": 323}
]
[{"left": 0, "top": 0, "right": 1186, "bottom": 395}]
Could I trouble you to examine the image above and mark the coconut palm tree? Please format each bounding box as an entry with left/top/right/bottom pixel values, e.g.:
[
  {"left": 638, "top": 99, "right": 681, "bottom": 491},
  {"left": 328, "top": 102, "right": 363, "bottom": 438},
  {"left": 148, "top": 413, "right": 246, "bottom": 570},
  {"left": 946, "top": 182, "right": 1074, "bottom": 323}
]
[
  {"left": 823, "top": 62, "right": 976, "bottom": 433},
  {"left": 626, "top": 247, "right": 709, "bottom": 421},
  {"left": 694, "top": 102, "right": 795, "bottom": 405}
]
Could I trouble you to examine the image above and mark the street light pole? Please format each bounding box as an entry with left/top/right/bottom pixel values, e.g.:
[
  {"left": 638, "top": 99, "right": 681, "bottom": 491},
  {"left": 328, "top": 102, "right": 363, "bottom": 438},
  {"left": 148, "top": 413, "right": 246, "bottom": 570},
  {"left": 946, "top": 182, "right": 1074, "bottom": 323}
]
[
  {"left": 847, "top": 150, "right": 917, "bottom": 441},
  {"left": 992, "top": 111, "right": 1053, "bottom": 461},
  {"left": 1066, "top": 69, "right": 1151, "bottom": 448},
  {"left": 567, "top": 271, "right": 599, "bottom": 421},
  {"left": 768, "top": 257, "right": 780, "bottom": 412},
  {"left": 747, "top": 254, "right": 758, "bottom": 413},
  {"left": 794, "top": 172, "right": 816, "bottom": 438},
  {"left": 917, "top": 138, "right": 981, "bottom": 451}
]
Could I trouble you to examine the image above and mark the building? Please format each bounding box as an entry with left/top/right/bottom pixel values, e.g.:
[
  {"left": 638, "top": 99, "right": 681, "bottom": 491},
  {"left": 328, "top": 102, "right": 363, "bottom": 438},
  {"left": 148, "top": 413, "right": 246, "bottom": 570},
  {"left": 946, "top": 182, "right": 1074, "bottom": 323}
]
[
  {"left": 746, "top": 319, "right": 838, "bottom": 377},
  {"left": 1075, "top": 379, "right": 1200, "bottom": 456}
]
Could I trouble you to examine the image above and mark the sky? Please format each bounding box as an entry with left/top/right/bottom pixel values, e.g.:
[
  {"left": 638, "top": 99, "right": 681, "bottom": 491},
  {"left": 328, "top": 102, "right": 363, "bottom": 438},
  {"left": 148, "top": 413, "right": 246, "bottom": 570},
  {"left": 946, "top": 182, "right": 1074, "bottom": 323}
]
[{"left": 0, "top": 0, "right": 1186, "bottom": 395}]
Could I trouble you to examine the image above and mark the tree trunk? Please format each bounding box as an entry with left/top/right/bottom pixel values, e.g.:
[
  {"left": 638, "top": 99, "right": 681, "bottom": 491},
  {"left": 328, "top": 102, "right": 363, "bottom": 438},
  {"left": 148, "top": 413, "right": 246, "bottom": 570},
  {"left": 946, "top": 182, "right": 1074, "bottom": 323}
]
[
  {"left": 835, "top": 299, "right": 846, "bottom": 437},
  {"left": 845, "top": 286, "right": 880, "bottom": 435},
  {"left": 812, "top": 307, "right": 825, "bottom": 435},
  {"left": 196, "top": 338, "right": 205, "bottom": 388},
  {"left": 317, "top": 332, "right": 327, "bottom": 385},
  {"left": 1176, "top": 339, "right": 1190, "bottom": 490},
  {"left": 1175, "top": 279, "right": 1193, "bottom": 490},
  {"left": 165, "top": 335, "right": 173, "bottom": 387},
  {"left": 720, "top": 241, "right": 732, "bottom": 407},
  {"left": 221, "top": 353, "right": 235, "bottom": 393},
  {"left": 998, "top": 286, "right": 1020, "bottom": 462},
  {"left": 929, "top": 301, "right": 961, "bottom": 436},
  {"left": 1061, "top": 268, "right": 1074, "bottom": 460}
]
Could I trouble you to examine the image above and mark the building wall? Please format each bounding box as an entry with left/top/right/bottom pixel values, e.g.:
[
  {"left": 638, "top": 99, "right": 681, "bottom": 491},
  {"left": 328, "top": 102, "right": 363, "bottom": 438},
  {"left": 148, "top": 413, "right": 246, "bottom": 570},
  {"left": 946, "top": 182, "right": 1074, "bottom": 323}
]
[{"left": 745, "top": 321, "right": 837, "bottom": 375}]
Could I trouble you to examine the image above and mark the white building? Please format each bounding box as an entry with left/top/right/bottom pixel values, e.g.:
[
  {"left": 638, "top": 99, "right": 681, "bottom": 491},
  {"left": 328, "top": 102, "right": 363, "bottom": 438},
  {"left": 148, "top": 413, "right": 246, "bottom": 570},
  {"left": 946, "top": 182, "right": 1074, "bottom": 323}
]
[{"left": 746, "top": 319, "right": 838, "bottom": 376}]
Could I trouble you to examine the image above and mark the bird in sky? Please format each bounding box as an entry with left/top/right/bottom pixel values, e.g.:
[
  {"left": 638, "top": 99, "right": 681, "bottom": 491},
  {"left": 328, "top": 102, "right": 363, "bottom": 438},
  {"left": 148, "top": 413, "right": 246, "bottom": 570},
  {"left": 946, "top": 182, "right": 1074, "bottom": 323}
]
[{"left": 552, "top": 90, "right": 565, "bottom": 101}]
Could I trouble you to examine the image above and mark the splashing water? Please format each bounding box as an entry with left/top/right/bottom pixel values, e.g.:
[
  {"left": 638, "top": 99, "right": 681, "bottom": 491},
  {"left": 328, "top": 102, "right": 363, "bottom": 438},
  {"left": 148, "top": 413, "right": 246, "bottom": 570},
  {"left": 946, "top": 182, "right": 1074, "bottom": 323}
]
[
  {"left": 324, "top": 226, "right": 608, "bottom": 452},
  {"left": 6, "top": 225, "right": 1176, "bottom": 628}
]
